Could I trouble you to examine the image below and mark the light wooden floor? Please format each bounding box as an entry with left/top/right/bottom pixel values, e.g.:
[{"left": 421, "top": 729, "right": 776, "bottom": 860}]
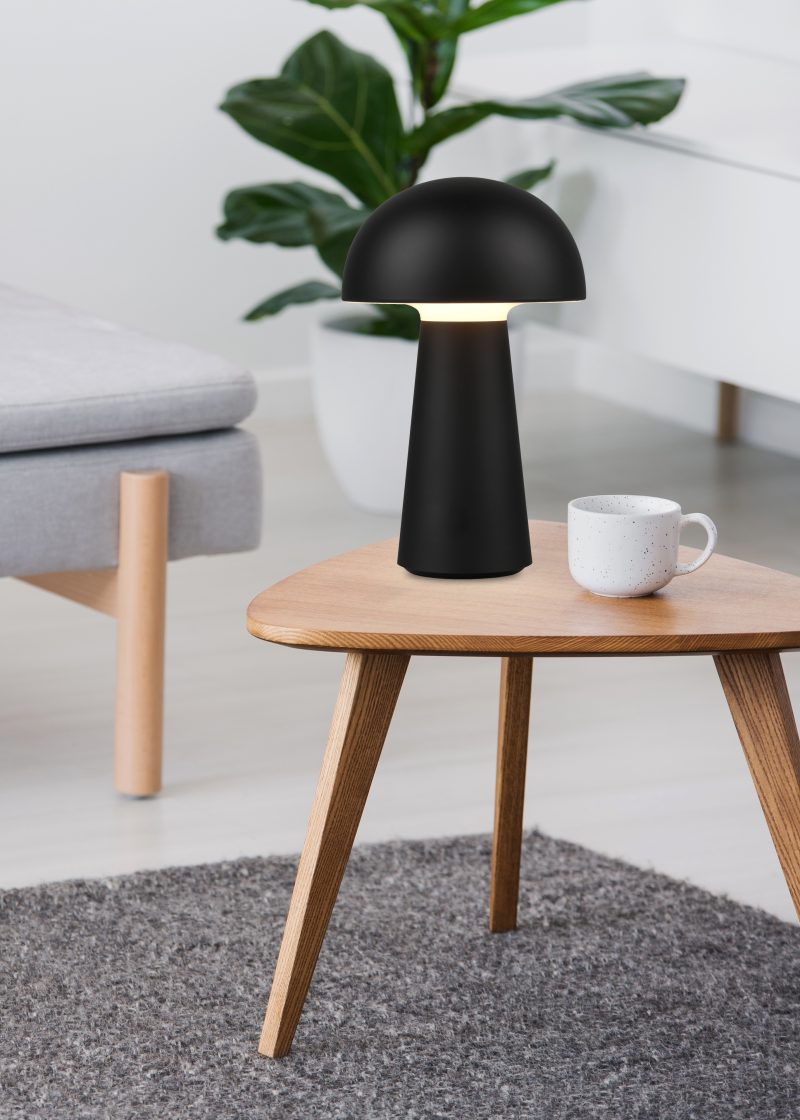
[{"left": 2, "top": 392, "right": 799, "bottom": 922}]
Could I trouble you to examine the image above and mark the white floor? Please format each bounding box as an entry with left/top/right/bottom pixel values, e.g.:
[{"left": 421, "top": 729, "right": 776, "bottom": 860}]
[{"left": 2, "top": 392, "right": 799, "bottom": 924}]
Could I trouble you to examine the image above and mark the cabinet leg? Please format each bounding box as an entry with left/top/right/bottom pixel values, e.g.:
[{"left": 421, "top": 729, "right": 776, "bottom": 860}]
[{"left": 717, "top": 381, "right": 740, "bottom": 442}]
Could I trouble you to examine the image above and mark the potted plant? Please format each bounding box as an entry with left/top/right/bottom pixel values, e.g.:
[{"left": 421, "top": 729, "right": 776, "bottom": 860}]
[{"left": 218, "top": 0, "right": 684, "bottom": 512}]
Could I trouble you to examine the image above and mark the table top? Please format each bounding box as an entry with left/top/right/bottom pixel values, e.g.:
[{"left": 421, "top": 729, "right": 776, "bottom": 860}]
[{"left": 247, "top": 522, "right": 800, "bottom": 657}]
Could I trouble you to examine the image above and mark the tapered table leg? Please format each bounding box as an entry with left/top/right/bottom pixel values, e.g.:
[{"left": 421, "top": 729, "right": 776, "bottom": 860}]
[
  {"left": 260, "top": 651, "right": 410, "bottom": 1058},
  {"left": 715, "top": 651, "right": 800, "bottom": 919},
  {"left": 490, "top": 656, "right": 533, "bottom": 932}
]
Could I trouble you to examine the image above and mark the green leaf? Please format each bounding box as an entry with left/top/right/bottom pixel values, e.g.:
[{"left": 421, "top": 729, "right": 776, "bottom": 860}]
[
  {"left": 371, "top": 302, "right": 420, "bottom": 339},
  {"left": 220, "top": 31, "right": 405, "bottom": 207},
  {"left": 216, "top": 180, "right": 368, "bottom": 277},
  {"left": 303, "top": 0, "right": 442, "bottom": 42},
  {"left": 405, "top": 73, "right": 686, "bottom": 158},
  {"left": 424, "top": 37, "right": 459, "bottom": 107},
  {"left": 303, "top": 0, "right": 567, "bottom": 40},
  {"left": 407, "top": 32, "right": 462, "bottom": 110},
  {"left": 243, "top": 281, "right": 340, "bottom": 321},
  {"left": 315, "top": 215, "right": 368, "bottom": 277},
  {"left": 505, "top": 160, "right": 555, "bottom": 190},
  {"left": 217, "top": 181, "right": 367, "bottom": 246},
  {"left": 545, "top": 72, "right": 687, "bottom": 126},
  {"left": 303, "top": 0, "right": 468, "bottom": 108},
  {"left": 453, "top": 0, "right": 576, "bottom": 34}
]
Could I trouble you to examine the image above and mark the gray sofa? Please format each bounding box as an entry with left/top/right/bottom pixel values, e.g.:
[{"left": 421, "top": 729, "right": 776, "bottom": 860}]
[{"left": 0, "top": 284, "right": 262, "bottom": 795}]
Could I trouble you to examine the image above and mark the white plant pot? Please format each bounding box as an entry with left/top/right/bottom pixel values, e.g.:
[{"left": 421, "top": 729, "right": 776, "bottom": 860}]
[{"left": 311, "top": 315, "right": 525, "bottom": 514}]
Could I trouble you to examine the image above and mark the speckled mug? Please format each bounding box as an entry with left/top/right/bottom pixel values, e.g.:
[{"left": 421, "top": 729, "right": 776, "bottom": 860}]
[{"left": 568, "top": 495, "right": 717, "bottom": 598}]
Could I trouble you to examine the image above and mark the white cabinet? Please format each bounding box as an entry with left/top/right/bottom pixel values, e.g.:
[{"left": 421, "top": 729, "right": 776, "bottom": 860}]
[{"left": 458, "top": 41, "right": 800, "bottom": 407}]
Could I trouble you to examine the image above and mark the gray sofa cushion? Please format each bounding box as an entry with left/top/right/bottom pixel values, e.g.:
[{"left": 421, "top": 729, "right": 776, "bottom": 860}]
[
  {"left": 0, "top": 285, "right": 257, "bottom": 453},
  {"left": 0, "top": 429, "right": 262, "bottom": 577}
]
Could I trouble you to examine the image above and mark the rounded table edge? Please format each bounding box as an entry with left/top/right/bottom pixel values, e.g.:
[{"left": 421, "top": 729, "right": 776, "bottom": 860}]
[{"left": 245, "top": 618, "right": 800, "bottom": 657}]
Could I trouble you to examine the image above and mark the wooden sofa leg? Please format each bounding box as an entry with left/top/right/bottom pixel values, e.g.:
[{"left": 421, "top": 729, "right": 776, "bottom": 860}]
[{"left": 115, "top": 471, "right": 169, "bottom": 797}]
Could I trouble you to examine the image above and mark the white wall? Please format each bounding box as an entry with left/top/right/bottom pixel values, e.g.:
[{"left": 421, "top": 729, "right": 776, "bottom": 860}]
[
  {"left": 0, "top": 0, "right": 588, "bottom": 374},
  {"left": 666, "top": 0, "right": 800, "bottom": 60},
  {"left": 1, "top": 1, "right": 387, "bottom": 371}
]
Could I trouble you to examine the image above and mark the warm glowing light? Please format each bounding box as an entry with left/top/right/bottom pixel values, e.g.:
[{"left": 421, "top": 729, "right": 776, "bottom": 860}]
[
  {"left": 411, "top": 303, "right": 520, "bottom": 322},
  {"left": 344, "top": 301, "right": 522, "bottom": 321}
]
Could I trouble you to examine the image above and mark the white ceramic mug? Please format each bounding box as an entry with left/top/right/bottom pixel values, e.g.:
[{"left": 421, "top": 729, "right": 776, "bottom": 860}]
[{"left": 568, "top": 495, "right": 717, "bottom": 598}]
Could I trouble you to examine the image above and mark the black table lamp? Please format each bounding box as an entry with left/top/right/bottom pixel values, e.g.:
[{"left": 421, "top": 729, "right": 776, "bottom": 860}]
[{"left": 342, "top": 176, "right": 585, "bottom": 579}]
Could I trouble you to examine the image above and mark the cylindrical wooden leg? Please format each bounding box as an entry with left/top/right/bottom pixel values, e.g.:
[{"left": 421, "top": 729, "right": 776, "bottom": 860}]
[
  {"left": 260, "top": 651, "right": 410, "bottom": 1058},
  {"left": 114, "top": 470, "right": 169, "bottom": 797},
  {"left": 490, "top": 656, "right": 533, "bottom": 932}
]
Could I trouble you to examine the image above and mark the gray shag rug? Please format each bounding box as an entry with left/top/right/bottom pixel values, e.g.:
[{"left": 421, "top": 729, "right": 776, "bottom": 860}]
[{"left": 1, "top": 832, "right": 798, "bottom": 1120}]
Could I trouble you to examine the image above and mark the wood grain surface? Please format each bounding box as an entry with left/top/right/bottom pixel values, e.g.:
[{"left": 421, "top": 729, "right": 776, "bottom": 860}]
[
  {"left": 114, "top": 471, "right": 169, "bottom": 797},
  {"left": 19, "top": 568, "right": 118, "bottom": 617},
  {"left": 260, "top": 651, "right": 410, "bottom": 1058},
  {"left": 716, "top": 652, "right": 800, "bottom": 918},
  {"left": 248, "top": 522, "right": 800, "bottom": 656},
  {"left": 490, "top": 656, "right": 533, "bottom": 932}
]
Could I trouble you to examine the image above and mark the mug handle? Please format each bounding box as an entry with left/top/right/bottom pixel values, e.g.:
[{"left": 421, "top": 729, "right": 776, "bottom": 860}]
[{"left": 674, "top": 513, "right": 718, "bottom": 576}]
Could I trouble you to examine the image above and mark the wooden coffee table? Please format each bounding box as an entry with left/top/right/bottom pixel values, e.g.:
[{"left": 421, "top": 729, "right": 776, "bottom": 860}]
[{"left": 247, "top": 520, "right": 800, "bottom": 1057}]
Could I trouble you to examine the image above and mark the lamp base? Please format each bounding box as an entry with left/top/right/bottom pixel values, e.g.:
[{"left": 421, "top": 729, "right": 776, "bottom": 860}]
[
  {"left": 398, "top": 321, "right": 531, "bottom": 579},
  {"left": 402, "top": 568, "right": 525, "bottom": 579}
]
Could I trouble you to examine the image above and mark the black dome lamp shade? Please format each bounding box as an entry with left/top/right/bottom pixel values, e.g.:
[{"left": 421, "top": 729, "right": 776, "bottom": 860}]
[{"left": 342, "top": 176, "right": 586, "bottom": 579}]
